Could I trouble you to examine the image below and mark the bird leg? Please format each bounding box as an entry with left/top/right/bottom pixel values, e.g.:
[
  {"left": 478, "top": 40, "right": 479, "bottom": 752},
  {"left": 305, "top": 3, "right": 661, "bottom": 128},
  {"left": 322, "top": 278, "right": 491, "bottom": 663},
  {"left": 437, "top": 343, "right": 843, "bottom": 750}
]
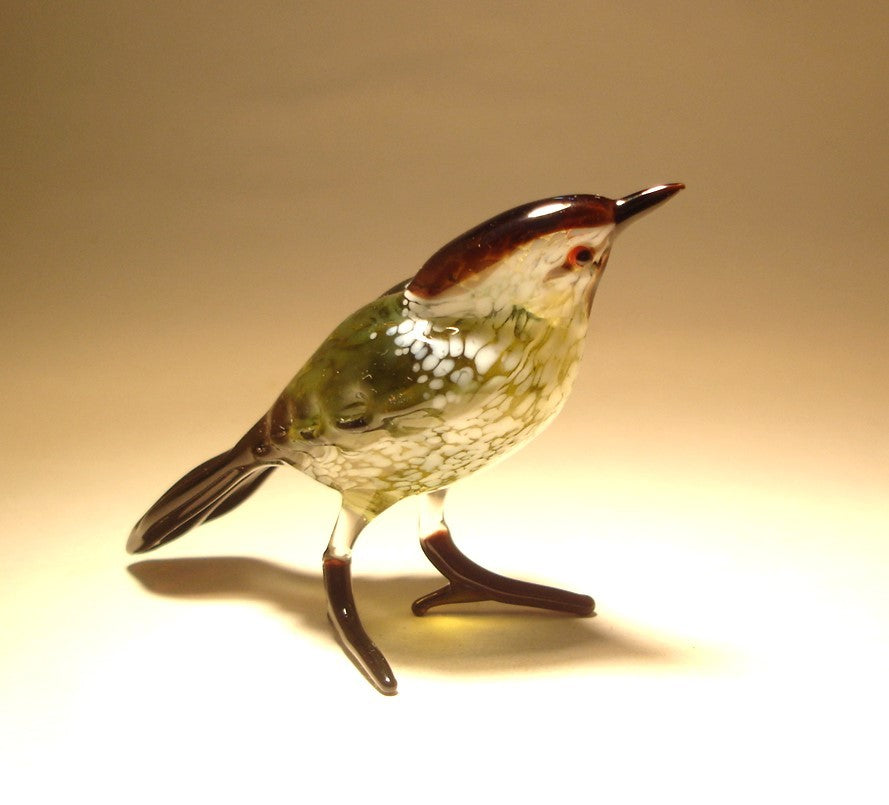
[
  {"left": 323, "top": 506, "right": 397, "bottom": 695},
  {"left": 412, "top": 490, "right": 595, "bottom": 617}
]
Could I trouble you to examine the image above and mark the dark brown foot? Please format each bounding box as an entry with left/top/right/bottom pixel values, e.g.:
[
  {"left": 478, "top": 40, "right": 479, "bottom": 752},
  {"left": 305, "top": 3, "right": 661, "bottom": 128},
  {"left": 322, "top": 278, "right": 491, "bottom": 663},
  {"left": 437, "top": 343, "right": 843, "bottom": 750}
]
[
  {"left": 323, "top": 557, "right": 397, "bottom": 695},
  {"left": 412, "top": 530, "right": 595, "bottom": 617}
]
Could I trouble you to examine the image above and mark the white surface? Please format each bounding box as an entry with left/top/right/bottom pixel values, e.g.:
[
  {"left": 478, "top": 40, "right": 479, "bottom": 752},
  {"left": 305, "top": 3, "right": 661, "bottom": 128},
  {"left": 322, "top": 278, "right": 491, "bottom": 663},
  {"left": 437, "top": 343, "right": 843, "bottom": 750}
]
[{"left": 2, "top": 450, "right": 886, "bottom": 802}]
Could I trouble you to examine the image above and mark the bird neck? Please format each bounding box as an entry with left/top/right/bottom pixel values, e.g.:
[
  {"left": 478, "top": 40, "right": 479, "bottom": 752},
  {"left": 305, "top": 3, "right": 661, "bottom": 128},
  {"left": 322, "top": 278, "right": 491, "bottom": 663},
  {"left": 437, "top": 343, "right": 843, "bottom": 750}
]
[{"left": 405, "top": 271, "right": 599, "bottom": 331}]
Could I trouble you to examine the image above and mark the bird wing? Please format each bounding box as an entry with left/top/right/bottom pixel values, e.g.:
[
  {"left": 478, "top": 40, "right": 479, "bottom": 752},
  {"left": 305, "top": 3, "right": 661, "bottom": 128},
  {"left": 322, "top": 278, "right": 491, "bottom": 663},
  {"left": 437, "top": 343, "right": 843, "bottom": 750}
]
[{"left": 271, "top": 290, "right": 446, "bottom": 448}]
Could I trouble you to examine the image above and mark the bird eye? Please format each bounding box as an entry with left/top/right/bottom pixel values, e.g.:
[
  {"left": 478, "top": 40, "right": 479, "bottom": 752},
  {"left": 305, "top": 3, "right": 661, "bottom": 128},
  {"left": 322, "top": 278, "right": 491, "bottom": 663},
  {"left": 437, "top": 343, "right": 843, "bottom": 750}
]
[{"left": 567, "top": 246, "right": 595, "bottom": 268}]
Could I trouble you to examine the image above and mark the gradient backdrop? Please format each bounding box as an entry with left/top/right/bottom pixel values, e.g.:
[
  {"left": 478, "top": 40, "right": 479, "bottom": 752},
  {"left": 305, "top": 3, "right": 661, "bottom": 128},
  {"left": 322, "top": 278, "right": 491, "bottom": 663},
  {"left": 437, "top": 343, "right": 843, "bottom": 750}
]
[{"left": 2, "top": 3, "right": 887, "bottom": 802}]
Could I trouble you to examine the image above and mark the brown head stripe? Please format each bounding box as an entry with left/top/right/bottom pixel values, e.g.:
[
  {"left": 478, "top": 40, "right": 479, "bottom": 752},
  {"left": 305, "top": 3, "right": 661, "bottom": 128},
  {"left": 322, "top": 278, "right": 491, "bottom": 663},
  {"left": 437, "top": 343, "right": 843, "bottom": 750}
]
[{"left": 407, "top": 194, "right": 616, "bottom": 299}]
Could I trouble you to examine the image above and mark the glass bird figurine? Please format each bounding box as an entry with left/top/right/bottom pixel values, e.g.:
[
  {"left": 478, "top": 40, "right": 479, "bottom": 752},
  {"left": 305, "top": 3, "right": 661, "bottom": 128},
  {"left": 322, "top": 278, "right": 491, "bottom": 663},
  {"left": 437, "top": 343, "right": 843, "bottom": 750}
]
[{"left": 128, "top": 183, "right": 684, "bottom": 694}]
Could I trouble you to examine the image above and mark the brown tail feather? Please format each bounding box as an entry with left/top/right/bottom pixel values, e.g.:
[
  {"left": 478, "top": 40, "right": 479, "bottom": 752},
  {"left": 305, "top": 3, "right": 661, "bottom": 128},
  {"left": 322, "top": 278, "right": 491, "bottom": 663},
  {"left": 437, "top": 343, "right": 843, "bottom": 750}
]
[{"left": 127, "top": 440, "right": 277, "bottom": 554}]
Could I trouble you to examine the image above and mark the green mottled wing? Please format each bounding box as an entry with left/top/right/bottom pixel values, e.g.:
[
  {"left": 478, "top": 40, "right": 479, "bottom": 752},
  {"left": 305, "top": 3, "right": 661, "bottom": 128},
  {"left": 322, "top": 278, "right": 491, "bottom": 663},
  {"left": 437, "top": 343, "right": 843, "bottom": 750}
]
[{"left": 276, "top": 291, "right": 438, "bottom": 447}]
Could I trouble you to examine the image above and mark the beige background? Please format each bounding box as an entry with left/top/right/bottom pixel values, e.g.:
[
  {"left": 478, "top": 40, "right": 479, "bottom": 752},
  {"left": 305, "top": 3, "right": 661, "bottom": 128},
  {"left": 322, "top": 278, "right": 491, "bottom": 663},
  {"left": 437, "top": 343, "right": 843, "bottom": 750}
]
[{"left": 2, "top": 2, "right": 887, "bottom": 802}]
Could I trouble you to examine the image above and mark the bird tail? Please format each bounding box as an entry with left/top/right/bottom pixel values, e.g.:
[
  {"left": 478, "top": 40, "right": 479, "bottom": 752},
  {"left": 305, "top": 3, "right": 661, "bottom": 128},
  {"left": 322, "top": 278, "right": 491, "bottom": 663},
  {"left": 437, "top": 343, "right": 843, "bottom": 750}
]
[{"left": 127, "top": 433, "right": 277, "bottom": 555}]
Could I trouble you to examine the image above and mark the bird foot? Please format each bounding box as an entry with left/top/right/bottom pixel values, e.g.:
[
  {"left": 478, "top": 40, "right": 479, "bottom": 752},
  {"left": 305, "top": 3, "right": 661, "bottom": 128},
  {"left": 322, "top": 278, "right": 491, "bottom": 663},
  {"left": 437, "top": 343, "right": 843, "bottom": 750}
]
[
  {"left": 411, "top": 530, "right": 595, "bottom": 617},
  {"left": 323, "top": 557, "right": 398, "bottom": 695}
]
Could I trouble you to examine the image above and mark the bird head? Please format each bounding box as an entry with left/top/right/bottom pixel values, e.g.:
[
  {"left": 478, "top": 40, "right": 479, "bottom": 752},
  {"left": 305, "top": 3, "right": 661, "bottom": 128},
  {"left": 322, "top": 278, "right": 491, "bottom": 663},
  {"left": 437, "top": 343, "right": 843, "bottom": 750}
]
[{"left": 405, "top": 184, "right": 684, "bottom": 322}]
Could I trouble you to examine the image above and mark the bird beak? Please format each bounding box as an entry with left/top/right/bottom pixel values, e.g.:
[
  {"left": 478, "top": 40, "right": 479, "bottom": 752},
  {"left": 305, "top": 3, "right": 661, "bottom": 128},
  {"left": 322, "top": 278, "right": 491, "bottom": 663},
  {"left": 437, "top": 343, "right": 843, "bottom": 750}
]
[{"left": 614, "top": 183, "right": 685, "bottom": 227}]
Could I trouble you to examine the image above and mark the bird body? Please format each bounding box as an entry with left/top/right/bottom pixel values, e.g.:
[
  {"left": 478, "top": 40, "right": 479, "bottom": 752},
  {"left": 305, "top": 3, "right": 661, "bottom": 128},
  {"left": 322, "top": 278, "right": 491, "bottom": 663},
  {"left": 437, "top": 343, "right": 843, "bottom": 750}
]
[
  {"left": 263, "top": 262, "right": 595, "bottom": 516},
  {"left": 128, "top": 184, "right": 684, "bottom": 694}
]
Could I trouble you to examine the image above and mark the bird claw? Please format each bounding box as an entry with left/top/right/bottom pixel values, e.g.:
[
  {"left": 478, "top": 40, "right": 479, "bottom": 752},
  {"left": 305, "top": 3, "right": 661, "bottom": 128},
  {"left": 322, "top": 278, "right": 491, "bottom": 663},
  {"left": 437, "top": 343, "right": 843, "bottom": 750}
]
[{"left": 411, "top": 582, "right": 488, "bottom": 615}]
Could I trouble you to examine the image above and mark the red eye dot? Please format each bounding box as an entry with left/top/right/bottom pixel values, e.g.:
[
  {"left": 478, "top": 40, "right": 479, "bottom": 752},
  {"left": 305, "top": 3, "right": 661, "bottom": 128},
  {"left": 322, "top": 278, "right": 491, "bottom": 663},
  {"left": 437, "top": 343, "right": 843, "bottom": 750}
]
[{"left": 567, "top": 246, "right": 594, "bottom": 267}]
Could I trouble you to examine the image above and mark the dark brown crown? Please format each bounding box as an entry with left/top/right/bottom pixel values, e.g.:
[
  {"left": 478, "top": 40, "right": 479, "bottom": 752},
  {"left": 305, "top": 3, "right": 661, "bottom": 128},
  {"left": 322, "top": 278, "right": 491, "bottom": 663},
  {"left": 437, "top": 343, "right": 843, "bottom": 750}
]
[{"left": 407, "top": 195, "right": 616, "bottom": 299}]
